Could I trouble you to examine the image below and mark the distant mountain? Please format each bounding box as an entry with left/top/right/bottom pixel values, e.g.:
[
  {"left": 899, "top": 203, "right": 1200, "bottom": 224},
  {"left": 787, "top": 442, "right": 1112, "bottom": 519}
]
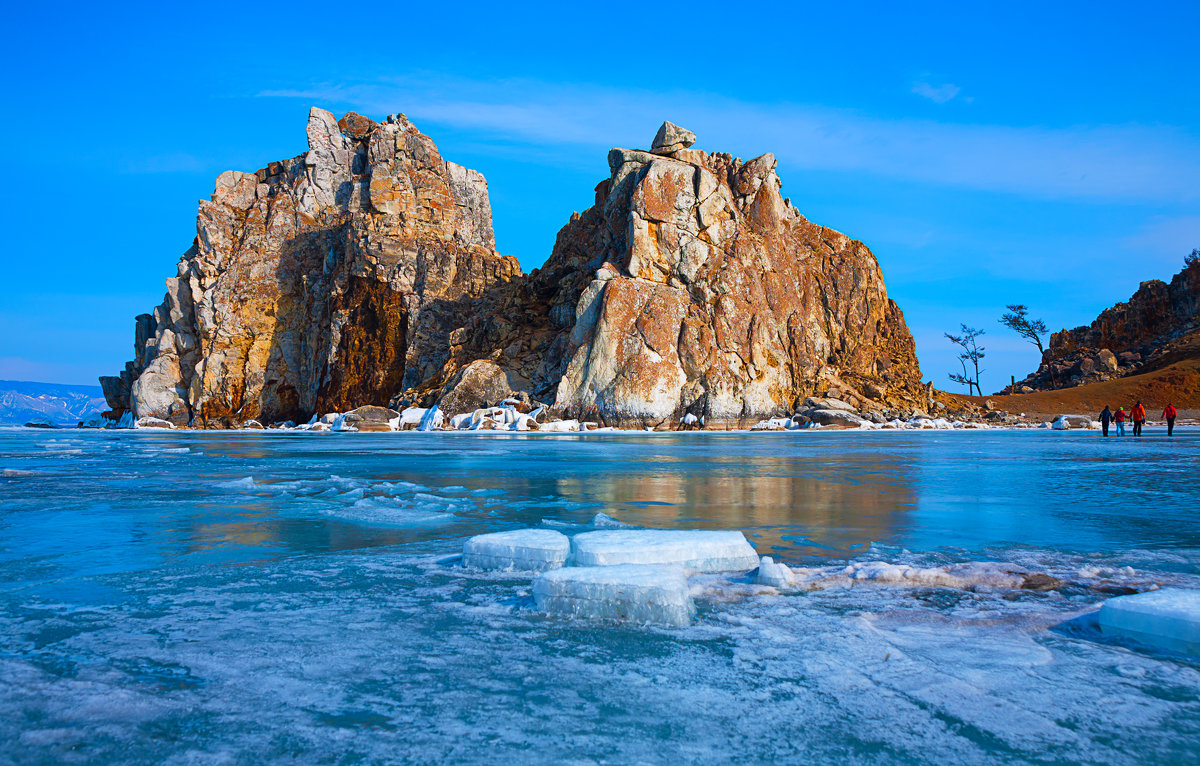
[{"left": 0, "top": 380, "right": 107, "bottom": 426}]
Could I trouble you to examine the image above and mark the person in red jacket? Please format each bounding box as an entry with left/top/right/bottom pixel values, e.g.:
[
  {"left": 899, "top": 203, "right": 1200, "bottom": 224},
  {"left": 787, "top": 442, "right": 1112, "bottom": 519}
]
[
  {"left": 1131, "top": 401, "right": 1146, "bottom": 436},
  {"left": 1163, "top": 403, "right": 1177, "bottom": 436},
  {"left": 1114, "top": 406, "right": 1127, "bottom": 437}
]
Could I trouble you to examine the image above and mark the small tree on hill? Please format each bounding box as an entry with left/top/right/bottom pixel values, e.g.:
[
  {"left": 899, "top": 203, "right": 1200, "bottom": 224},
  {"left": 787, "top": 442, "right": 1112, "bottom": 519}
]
[
  {"left": 946, "top": 325, "right": 985, "bottom": 396},
  {"left": 999, "top": 304, "right": 1048, "bottom": 353},
  {"left": 1186, "top": 248, "right": 1199, "bottom": 268}
]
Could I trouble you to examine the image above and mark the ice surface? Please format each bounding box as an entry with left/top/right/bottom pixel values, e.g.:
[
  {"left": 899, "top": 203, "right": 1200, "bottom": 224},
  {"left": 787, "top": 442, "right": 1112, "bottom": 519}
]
[
  {"left": 1099, "top": 588, "right": 1200, "bottom": 656},
  {"left": 571, "top": 529, "right": 760, "bottom": 572},
  {"left": 532, "top": 564, "right": 694, "bottom": 626},
  {"left": 462, "top": 529, "right": 570, "bottom": 571}
]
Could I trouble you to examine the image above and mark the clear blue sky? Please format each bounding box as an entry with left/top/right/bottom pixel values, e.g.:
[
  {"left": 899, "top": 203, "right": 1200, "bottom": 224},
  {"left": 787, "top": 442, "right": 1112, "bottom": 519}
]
[{"left": 1, "top": 1, "right": 1196, "bottom": 395}]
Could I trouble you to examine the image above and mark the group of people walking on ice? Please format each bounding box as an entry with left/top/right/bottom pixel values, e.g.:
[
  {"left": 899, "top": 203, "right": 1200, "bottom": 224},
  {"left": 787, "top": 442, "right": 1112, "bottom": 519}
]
[{"left": 1097, "top": 401, "right": 1178, "bottom": 437}]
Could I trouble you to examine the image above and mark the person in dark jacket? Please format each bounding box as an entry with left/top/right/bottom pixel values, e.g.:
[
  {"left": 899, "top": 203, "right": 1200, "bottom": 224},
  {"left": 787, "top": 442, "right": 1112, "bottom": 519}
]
[
  {"left": 1163, "top": 403, "right": 1177, "bottom": 436},
  {"left": 1114, "top": 407, "right": 1127, "bottom": 437},
  {"left": 1098, "top": 405, "right": 1113, "bottom": 437},
  {"left": 1132, "top": 401, "right": 1146, "bottom": 436}
]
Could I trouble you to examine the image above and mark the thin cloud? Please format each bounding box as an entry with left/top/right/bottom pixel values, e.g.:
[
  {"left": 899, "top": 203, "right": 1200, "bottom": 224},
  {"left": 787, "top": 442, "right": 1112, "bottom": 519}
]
[
  {"left": 257, "top": 76, "right": 1200, "bottom": 204},
  {"left": 912, "top": 81, "right": 961, "bottom": 104}
]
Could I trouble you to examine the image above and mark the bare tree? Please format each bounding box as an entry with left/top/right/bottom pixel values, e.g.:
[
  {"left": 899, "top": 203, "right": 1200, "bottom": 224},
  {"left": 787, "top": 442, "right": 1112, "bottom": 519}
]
[
  {"left": 945, "top": 325, "right": 985, "bottom": 396},
  {"left": 999, "top": 304, "right": 1048, "bottom": 353}
]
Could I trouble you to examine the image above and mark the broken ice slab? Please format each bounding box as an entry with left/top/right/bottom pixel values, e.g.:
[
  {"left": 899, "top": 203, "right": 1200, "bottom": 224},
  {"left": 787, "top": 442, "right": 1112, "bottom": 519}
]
[
  {"left": 462, "top": 529, "right": 570, "bottom": 571},
  {"left": 532, "top": 564, "right": 694, "bottom": 627},
  {"left": 756, "top": 556, "right": 796, "bottom": 588},
  {"left": 570, "top": 530, "right": 760, "bottom": 572},
  {"left": 1098, "top": 588, "right": 1200, "bottom": 656}
]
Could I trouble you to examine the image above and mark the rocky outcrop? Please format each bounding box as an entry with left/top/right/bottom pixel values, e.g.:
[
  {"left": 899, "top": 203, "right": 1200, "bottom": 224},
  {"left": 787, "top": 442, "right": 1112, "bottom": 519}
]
[
  {"left": 448, "top": 125, "right": 925, "bottom": 427},
  {"left": 102, "top": 108, "right": 518, "bottom": 426},
  {"left": 1009, "top": 260, "right": 1200, "bottom": 392},
  {"left": 104, "top": 115, "right": 924, "bottom": 428}
]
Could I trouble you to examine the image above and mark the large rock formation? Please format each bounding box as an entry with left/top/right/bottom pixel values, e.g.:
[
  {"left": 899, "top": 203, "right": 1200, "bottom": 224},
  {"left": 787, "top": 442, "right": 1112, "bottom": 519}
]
[
  {"left": 104, "top": 114, "right": 925, "bottom": 428},
  {"left": 445, "top": 131, "right": 924, "bottom": 426},
  {"left": 1009, "top": 259, "right": 1200, "bottom": 392},
  {"left": 102, "top": 108, "right": 518, "bottom": 426}
]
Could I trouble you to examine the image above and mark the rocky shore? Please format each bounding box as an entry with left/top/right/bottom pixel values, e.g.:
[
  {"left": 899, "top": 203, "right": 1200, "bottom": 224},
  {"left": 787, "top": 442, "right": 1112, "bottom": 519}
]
[{"left": 100, "top": 110, "right": 930, "bottom": 431}]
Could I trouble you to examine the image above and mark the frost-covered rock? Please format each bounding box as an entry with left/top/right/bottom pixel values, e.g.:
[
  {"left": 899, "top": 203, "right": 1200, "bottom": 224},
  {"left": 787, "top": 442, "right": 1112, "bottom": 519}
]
[
  {"left": 330, "top": 413, "right": 358, "bottom": 432},
  {"left": 804, "top": 409, "right": 867, "bottom": 428},
  {"left": 397, "top": 407, "right": 428, "bottom": 430},
  {"left": 135, "top": 416, "right": 174, "bottom": 429},
  {"left": 532, "top": 564, "right": 695, "bottom": 627},
  {"left": 571, "top": 530, "right": 760, "bottom": 572},
  {"left": 538, "top": 419, "right": 581, "bottom": 432},
  {"left": 462, "top": 529, "right": 570, "bottom": 571},
  {"left": 1099, "top": 588, "right": 1200, "bottom": 656},
  {"left": 417, "top": 404, "right": 443, "bottom": 431},
  {"left": 77, "top": 413, "right": 112, "bottom": 429},
  {"left": 1052, "top": 414, "right": 1094, "bottom": 430},
  {"left": 750, "top": 417, "right": 793, "bottom": 431}
]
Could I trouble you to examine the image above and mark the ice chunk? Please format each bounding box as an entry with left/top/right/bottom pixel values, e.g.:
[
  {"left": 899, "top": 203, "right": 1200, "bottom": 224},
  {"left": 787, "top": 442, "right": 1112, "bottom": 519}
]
[
  {"left": 756, "top": 556, "right": 796, "bottom": 588},
  {"left": 532, "top": 565, "right": 694, "bottom": 627},
  {"left": 571, "top": 530, "right": 760, "bottom": 572},
  {"left": 1098, "top": 588, "right": 1200, "bottom": 656},
  {"left": 462, "top": 529, "right": 570, "bottom": 571},
  {"left": 417, "top": 405, "right": 443, "bottom": 431}
]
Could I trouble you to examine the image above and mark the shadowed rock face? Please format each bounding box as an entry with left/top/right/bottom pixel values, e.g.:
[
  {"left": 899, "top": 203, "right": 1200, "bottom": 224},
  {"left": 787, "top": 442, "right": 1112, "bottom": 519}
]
[{"left": 104, "top": 114, "right": 923, "bottom": 427}]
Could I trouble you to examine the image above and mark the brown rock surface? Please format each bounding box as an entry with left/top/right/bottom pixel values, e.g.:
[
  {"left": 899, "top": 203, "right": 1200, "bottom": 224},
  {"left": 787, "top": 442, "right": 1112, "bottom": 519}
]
[
  {"left": 103, "top": 108, "right": 518, "bottom": 427},
  {"left": 103, "top": 114, "right": 924, "bottom": 428},
  {"left": 447, "top": 127, "right": 925, "bottom": 427},
  {"left": 1010, "top": 260, "right": 1200, "bottom": 392}
]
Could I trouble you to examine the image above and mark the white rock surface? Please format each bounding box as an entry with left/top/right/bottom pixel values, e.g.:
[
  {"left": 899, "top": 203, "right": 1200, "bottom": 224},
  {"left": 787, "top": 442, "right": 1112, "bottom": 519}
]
[
  {"left": 462, "top": 529, "right": 570, "bottom": 572},
  {"left": 532, "top": 564, "right": 694, "bottom": 626},
  {"left": 1099, "top": 588, "right": 1200, "bottom": 656},
  {"left": 571, "top": 530, "right": 760, "bottom": 572}
]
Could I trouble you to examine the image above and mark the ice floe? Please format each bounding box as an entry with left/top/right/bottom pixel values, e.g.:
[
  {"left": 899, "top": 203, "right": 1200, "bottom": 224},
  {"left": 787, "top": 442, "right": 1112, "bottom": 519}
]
[
  {"left": 1098, "top": 588, "right": 1200, "bottom": 656},
  {"left": 462, "top": 529, "right": 571, "bottom": 571},
  {"left": 532, "top": 564, "right": 695, "bottom": 627},
  {"left": 753, "top": 556, "right": 1062, "bottom": 593},
  {"left": 571, "top": 530, "right": 761, "bottom": 572}
]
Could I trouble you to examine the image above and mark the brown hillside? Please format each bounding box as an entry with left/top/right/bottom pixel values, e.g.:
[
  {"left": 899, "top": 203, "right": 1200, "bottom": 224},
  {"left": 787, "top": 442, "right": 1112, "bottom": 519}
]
[{"left": 947, "top": 358, "right": 1200, "bottom": 419}]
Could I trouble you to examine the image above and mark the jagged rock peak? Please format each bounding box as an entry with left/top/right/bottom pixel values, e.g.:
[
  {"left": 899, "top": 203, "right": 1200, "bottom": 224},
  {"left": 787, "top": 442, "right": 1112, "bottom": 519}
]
[
  {"left": 100, "top": 106, "right": 520, "bottom": 427},
  {"left": 651, "top": 121, "right": 697, "bottom": 155}
]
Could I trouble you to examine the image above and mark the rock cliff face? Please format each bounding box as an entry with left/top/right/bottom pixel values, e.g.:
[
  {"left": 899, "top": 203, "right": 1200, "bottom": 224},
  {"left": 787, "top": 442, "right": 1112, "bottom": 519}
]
[
  {"left": 429, "top": 122, "right": 924, "bottom": 426},
  {"left": 102, "top": 108, "right": 518, "bottom": 426},
  {"left": 1009, "top": 260, "right": 1200, "bottom": 392},
  {"left": 104, "top": 113, "right": 924, "bottom": 428}
]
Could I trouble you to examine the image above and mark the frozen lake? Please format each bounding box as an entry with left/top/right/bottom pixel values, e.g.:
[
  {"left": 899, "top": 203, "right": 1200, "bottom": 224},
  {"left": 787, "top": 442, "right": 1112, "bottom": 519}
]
[{"left": 2, "top": 428, "right": 1198, "bottom": 764}]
